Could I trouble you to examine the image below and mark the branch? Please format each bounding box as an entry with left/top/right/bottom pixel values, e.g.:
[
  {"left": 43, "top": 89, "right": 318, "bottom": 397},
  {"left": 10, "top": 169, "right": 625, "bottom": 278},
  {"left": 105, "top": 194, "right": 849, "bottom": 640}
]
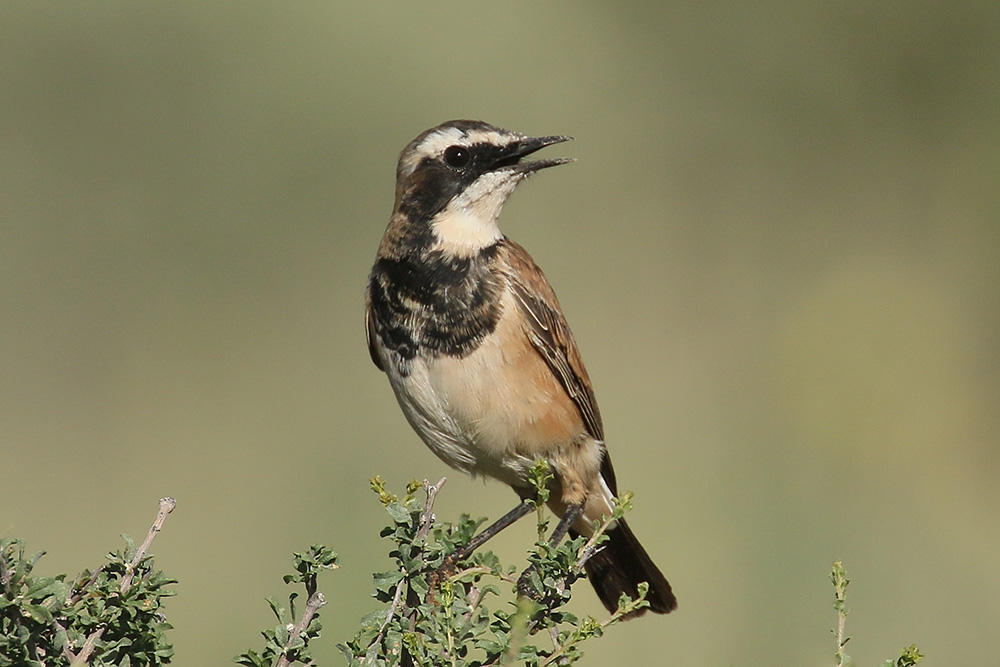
[
  {"left": 67, "top": 565, "right": 106, "bottom": 606},
  {"left": 0, "top": 544, "right": 10, "bottom": 591},
  {"left": 66, "top": 498, "right": 175, "bottom": 666},
  {"left": 831, "top": 560, "right": 850, "bottom": 667},
  {"left": 416, "top": 477, "right": 447, "bottom": 541},
  {"left": 574, "top": 494, "right": 633, "bottom": 574},
  {"left": 120, "top": 497, "right": 176, "bottom": 593},
  {"left": 538, "top": 597, "right": 645, "bottom": 667},
  {"left": 275, "top": 591, "right": 327, "bottom": 667},
  {"left": 69, "top": 627, "right": 105, "bottom": 667},
  {"left": 370, "top": 477, "right": 447, "bottom": 653}
]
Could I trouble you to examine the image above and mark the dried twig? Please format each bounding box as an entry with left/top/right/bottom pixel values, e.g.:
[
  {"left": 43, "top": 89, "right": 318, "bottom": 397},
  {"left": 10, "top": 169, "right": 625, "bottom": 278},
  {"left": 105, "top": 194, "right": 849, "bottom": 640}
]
[
  {"left": 275, "top": 591, "right": 327, "bottom": 667},
  {"left": 67, "top": 565, "right": 106, "bottom": 606},
  {"left": 0, "top": 546, "right": 10, "bottom": 590},
  {"left": 832, "top": 561, "right": 850, "bottom": 667},
  {"left": 69, "top": 627, "right": 105, "bottom": 667},
  {"left": 120, "top": 497, "right": 176, "bottom": 593},
  {"left": 416, "top": 477, "right": 447, "bottom": 541},
  {"left": 67, "top": 497, "right": 176, "bottom": 666},
  {"left": 371, "top": 477, "right": 448, "bottom": 653}
]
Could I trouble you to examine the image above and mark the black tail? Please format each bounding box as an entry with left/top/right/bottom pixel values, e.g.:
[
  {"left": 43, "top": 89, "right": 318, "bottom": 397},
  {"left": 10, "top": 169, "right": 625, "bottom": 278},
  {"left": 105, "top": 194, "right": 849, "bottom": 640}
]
[{"left": 577, "top": 517, "right": 677, "bottom": 617}]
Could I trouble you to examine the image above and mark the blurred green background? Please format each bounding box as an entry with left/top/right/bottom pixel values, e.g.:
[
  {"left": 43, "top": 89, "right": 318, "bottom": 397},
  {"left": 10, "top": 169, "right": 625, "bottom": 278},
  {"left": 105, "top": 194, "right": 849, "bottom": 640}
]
[{"left": 2, "top": 2, "right": 998, "bottom": 665}]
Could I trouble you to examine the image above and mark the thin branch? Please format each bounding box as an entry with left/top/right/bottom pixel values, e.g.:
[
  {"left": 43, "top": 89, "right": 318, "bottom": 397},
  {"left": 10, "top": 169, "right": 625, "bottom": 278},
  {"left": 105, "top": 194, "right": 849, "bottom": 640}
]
[
  {"left": 831, "top": 560, "right": 850, "bottom": 667},
  {"left": 548, "top": 626, "right": 569, "bottom": 666},
  {"left": 0, "top": 544, "right": 10, "bottom": 591},
  {"left": 275, "top": 591, "right": 327, "bottom": 667},
  {"left": 66, "top": 498, "right": 176, "bottom": 666},
  {"left": 67, "top": 565, "right": 106, "bottom": 606},
  {"left": 836, "top": 608, "right": 848, "bottom": 666},
  {"left": 60, "top": 566, "right": 108, "bottom": 665},
  {"left": 120, "top": 497, "right": 176, "bottom": 593},
  {"left": 376, "top": 576, "right": 407, "bottom": 640},
  {"left": 69, "top": 627, "right": 105, "bottom": 667},
  {"left": 370, "top": 477, "right": 448, "bottom": 655},
  {"left": 416, "top": 477, "right": 447, "bottom": 541},
  {"left": 54, "top": 620, "right": 76, "bottom": 662},
  {"left": 448, "top": 566, "right": 516, "bottom": 586},
  {"left": 573, "top": 507, "right": 621, "bottom": 574},
  {"left": 464, "top": 585, "right": 483, "bottom": 623},
  {"left": 538, "top": 599, "right": 642, "bottom": 667}
]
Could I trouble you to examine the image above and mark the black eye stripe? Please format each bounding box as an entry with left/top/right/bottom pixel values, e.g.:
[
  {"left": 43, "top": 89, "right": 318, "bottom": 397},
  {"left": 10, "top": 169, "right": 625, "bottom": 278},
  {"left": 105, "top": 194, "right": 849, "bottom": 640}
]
[
  {"left": 400, "top": 141, "right": 515, "bottom": 221},
  {"left": 442, "top": 141, "right": 518, "bottom": 171}
]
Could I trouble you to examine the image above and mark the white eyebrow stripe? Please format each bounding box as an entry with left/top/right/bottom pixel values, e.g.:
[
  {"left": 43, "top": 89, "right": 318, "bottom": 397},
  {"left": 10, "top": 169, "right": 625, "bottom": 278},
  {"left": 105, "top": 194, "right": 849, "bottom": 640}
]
[
  {"left": 396, "top": 124, "right": 528, "bottom": 187},
  {"left": 409, "top": 127, "right": 524, "bottom": 167},
  {"left": 414, "top": 127, "right": 468, "bottom": 157}
]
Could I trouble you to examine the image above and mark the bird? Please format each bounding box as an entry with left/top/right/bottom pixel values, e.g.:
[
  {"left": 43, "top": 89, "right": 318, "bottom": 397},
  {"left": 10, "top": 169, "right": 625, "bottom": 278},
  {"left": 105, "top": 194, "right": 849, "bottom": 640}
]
[{"left": 365, "top": 119, "right": 676, "bottom": 617}]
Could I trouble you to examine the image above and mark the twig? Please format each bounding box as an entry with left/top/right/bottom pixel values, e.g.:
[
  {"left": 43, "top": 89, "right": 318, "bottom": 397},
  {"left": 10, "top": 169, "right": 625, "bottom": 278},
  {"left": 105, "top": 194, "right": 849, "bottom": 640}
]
[
  {"left": 275, "top": 591, "right": 327, "bottom": 667},
  {"left": 416, "top": 477, "right": 447, "bottom": 541},
  {"left": 370, "top": 477, "right": 448, "bottom": 653},
  {"left": 465, "top": 585, "right": 483, "bottom": 622},
  {"left": 377, "top": 576, "right": 407, "bottom": 638},
  {"left": 0, "top": 544, "right": 10, "bottom": 590},
  {"left": 448, "top": 565, "right": 516, "bottom": 586},
  {"left": 67, "top": 565, "right": 106, "bottom": 606},
  {"left": 573, "top": 502, "right": 625, "bottom": 574},
  {"left": 69, "top": 627, "right": 105, "bottom": 667},
  {"left": 538, "top": 600, "right": 639, "bottom": 667},
  {"left": 836, "top": 608, "right": 848, "bottom": 666},
  {"left": 548, "top": 626, "right": 570, "bottom": 666},
  {"left": 120, "top": 497, "right": 176, "bottom": 593},
  {"left": 831, "top": 560, "right": 850, "bottom": 667},
  {"left": 61, "top": 567, "right": 107, "bottom": 664},
  {"left": 67, "top": 498, "right": 176, "bottom": 666},
  {"left": 54, "top": 620, "right": 75, "bottom": 662}
]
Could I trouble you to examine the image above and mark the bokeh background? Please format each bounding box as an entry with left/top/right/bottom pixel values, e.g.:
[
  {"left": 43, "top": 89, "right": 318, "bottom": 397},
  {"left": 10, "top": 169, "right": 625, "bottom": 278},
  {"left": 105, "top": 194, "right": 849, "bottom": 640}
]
[{"left": 2, "top": 2, "right": 998, "bottom": 665}]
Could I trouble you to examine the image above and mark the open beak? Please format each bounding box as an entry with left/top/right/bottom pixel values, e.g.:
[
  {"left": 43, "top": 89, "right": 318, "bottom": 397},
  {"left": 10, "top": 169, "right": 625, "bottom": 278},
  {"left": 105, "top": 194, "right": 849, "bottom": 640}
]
[{"left": 493, "top": 134, "right": 575, "bottom": 173}]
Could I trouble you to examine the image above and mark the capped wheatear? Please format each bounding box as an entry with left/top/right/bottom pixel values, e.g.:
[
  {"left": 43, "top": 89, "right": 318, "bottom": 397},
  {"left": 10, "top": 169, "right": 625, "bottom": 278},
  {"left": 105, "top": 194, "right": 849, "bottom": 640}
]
[{"left": 365, "top": 120, "right": 676, "bottom": 616}]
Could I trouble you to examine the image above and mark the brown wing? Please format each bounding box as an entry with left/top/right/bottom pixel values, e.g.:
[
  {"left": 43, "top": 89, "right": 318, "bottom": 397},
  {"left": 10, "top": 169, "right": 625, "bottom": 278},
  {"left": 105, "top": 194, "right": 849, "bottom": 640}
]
[
  {"left": 501, "top": 240, "right": 605, "bottom": 445},
  {"left": 364, "top": 287, "right": 386, "bottom": 372}
]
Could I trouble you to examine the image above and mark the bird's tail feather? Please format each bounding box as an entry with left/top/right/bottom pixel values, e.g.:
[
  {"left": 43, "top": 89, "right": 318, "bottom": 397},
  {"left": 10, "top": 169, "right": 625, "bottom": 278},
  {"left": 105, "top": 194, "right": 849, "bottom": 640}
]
[{"left": 576, "top": 517, "right": 676, "bottom": 617}]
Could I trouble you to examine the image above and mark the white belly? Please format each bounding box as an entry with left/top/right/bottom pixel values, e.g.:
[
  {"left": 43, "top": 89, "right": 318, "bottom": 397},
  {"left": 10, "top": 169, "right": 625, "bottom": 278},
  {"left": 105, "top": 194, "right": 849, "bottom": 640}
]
[
  {"left": 385, "top": 343, "right": 536, "bottom": 487},
  {"left": 382, "top": 291, "right": 582, "bottom": 487}
]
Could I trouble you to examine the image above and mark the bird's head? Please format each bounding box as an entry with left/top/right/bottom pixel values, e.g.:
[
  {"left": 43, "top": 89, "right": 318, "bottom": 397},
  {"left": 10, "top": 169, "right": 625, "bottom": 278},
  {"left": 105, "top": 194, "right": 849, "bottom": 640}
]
[{"left": 391, "top": 120, "right": 573, "bottom": 256}]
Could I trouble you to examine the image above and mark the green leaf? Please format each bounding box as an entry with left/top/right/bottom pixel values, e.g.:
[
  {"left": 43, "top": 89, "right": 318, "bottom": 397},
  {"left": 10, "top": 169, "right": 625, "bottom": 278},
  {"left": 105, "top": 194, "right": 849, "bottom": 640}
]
[
  {"left": 24, "top": 577, "right": 68, "bottom": 601},
  {"left": 21, "top": 603, "right": 54, "bottom": 624},
  {"left": 274, "top": 622, "right": 290, "bottom": 646},
  {"left": 384, "top": 501, "right": 412, "bottom": 525},
  {"left": 373, "top": 569, "right": 404, "bottom": 591}
]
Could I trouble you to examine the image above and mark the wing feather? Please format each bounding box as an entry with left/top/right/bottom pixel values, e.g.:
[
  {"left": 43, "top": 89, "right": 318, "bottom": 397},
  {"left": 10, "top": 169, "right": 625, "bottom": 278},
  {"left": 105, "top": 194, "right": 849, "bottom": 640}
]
[
  {"left": 502, "top": 240, "right": 605, "bottom": 444},
  {"left": 364, "top": 287, "right": 386, "bottom": 371}
]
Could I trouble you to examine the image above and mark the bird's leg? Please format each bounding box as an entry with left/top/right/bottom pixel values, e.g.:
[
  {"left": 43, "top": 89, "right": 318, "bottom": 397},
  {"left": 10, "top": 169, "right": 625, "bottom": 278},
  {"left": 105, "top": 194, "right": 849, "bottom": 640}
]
[
  {"left": 516, "top": 501, "right": 586, "bottom": 601},
  {"left": 454, "top": 499, "right": 536, "bottom": 561},
  {"left": 428, "top": 499, "right": 535, "bottom": 597},
  {"left": 547, "top": 501, "right": 585, "bottom": 546}
]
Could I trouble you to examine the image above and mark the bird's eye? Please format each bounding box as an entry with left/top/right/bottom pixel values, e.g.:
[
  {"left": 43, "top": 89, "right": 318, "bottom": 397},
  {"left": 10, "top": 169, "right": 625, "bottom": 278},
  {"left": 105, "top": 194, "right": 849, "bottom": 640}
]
[{"left": 444, "top": 145, "right": 471, "bottom": 168}]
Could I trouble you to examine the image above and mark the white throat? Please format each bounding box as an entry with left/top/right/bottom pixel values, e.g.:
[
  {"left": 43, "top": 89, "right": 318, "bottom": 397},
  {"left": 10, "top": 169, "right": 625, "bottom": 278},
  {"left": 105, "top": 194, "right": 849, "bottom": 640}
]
[
  {"left": 430, "top": 208, "right": 503, "bottom": 256},
  {"left": 430, "top": 170, "right": 523, "bottom": 256}
]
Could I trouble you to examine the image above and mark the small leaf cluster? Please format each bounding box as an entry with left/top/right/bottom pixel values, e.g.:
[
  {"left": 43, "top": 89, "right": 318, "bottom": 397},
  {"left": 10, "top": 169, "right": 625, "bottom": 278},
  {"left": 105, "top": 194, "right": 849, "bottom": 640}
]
[
  {"left": 234, "top": 545, "right": 338, "bottom": 667},
  {"left": 338, "top": 467, "right": 645, "bottom": 667},
  {"left": 0, "top": 536, "right": 175, "bottom": 667},
  {"left": 880, "top": 645, "right": 923, "bottom": 667}
]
